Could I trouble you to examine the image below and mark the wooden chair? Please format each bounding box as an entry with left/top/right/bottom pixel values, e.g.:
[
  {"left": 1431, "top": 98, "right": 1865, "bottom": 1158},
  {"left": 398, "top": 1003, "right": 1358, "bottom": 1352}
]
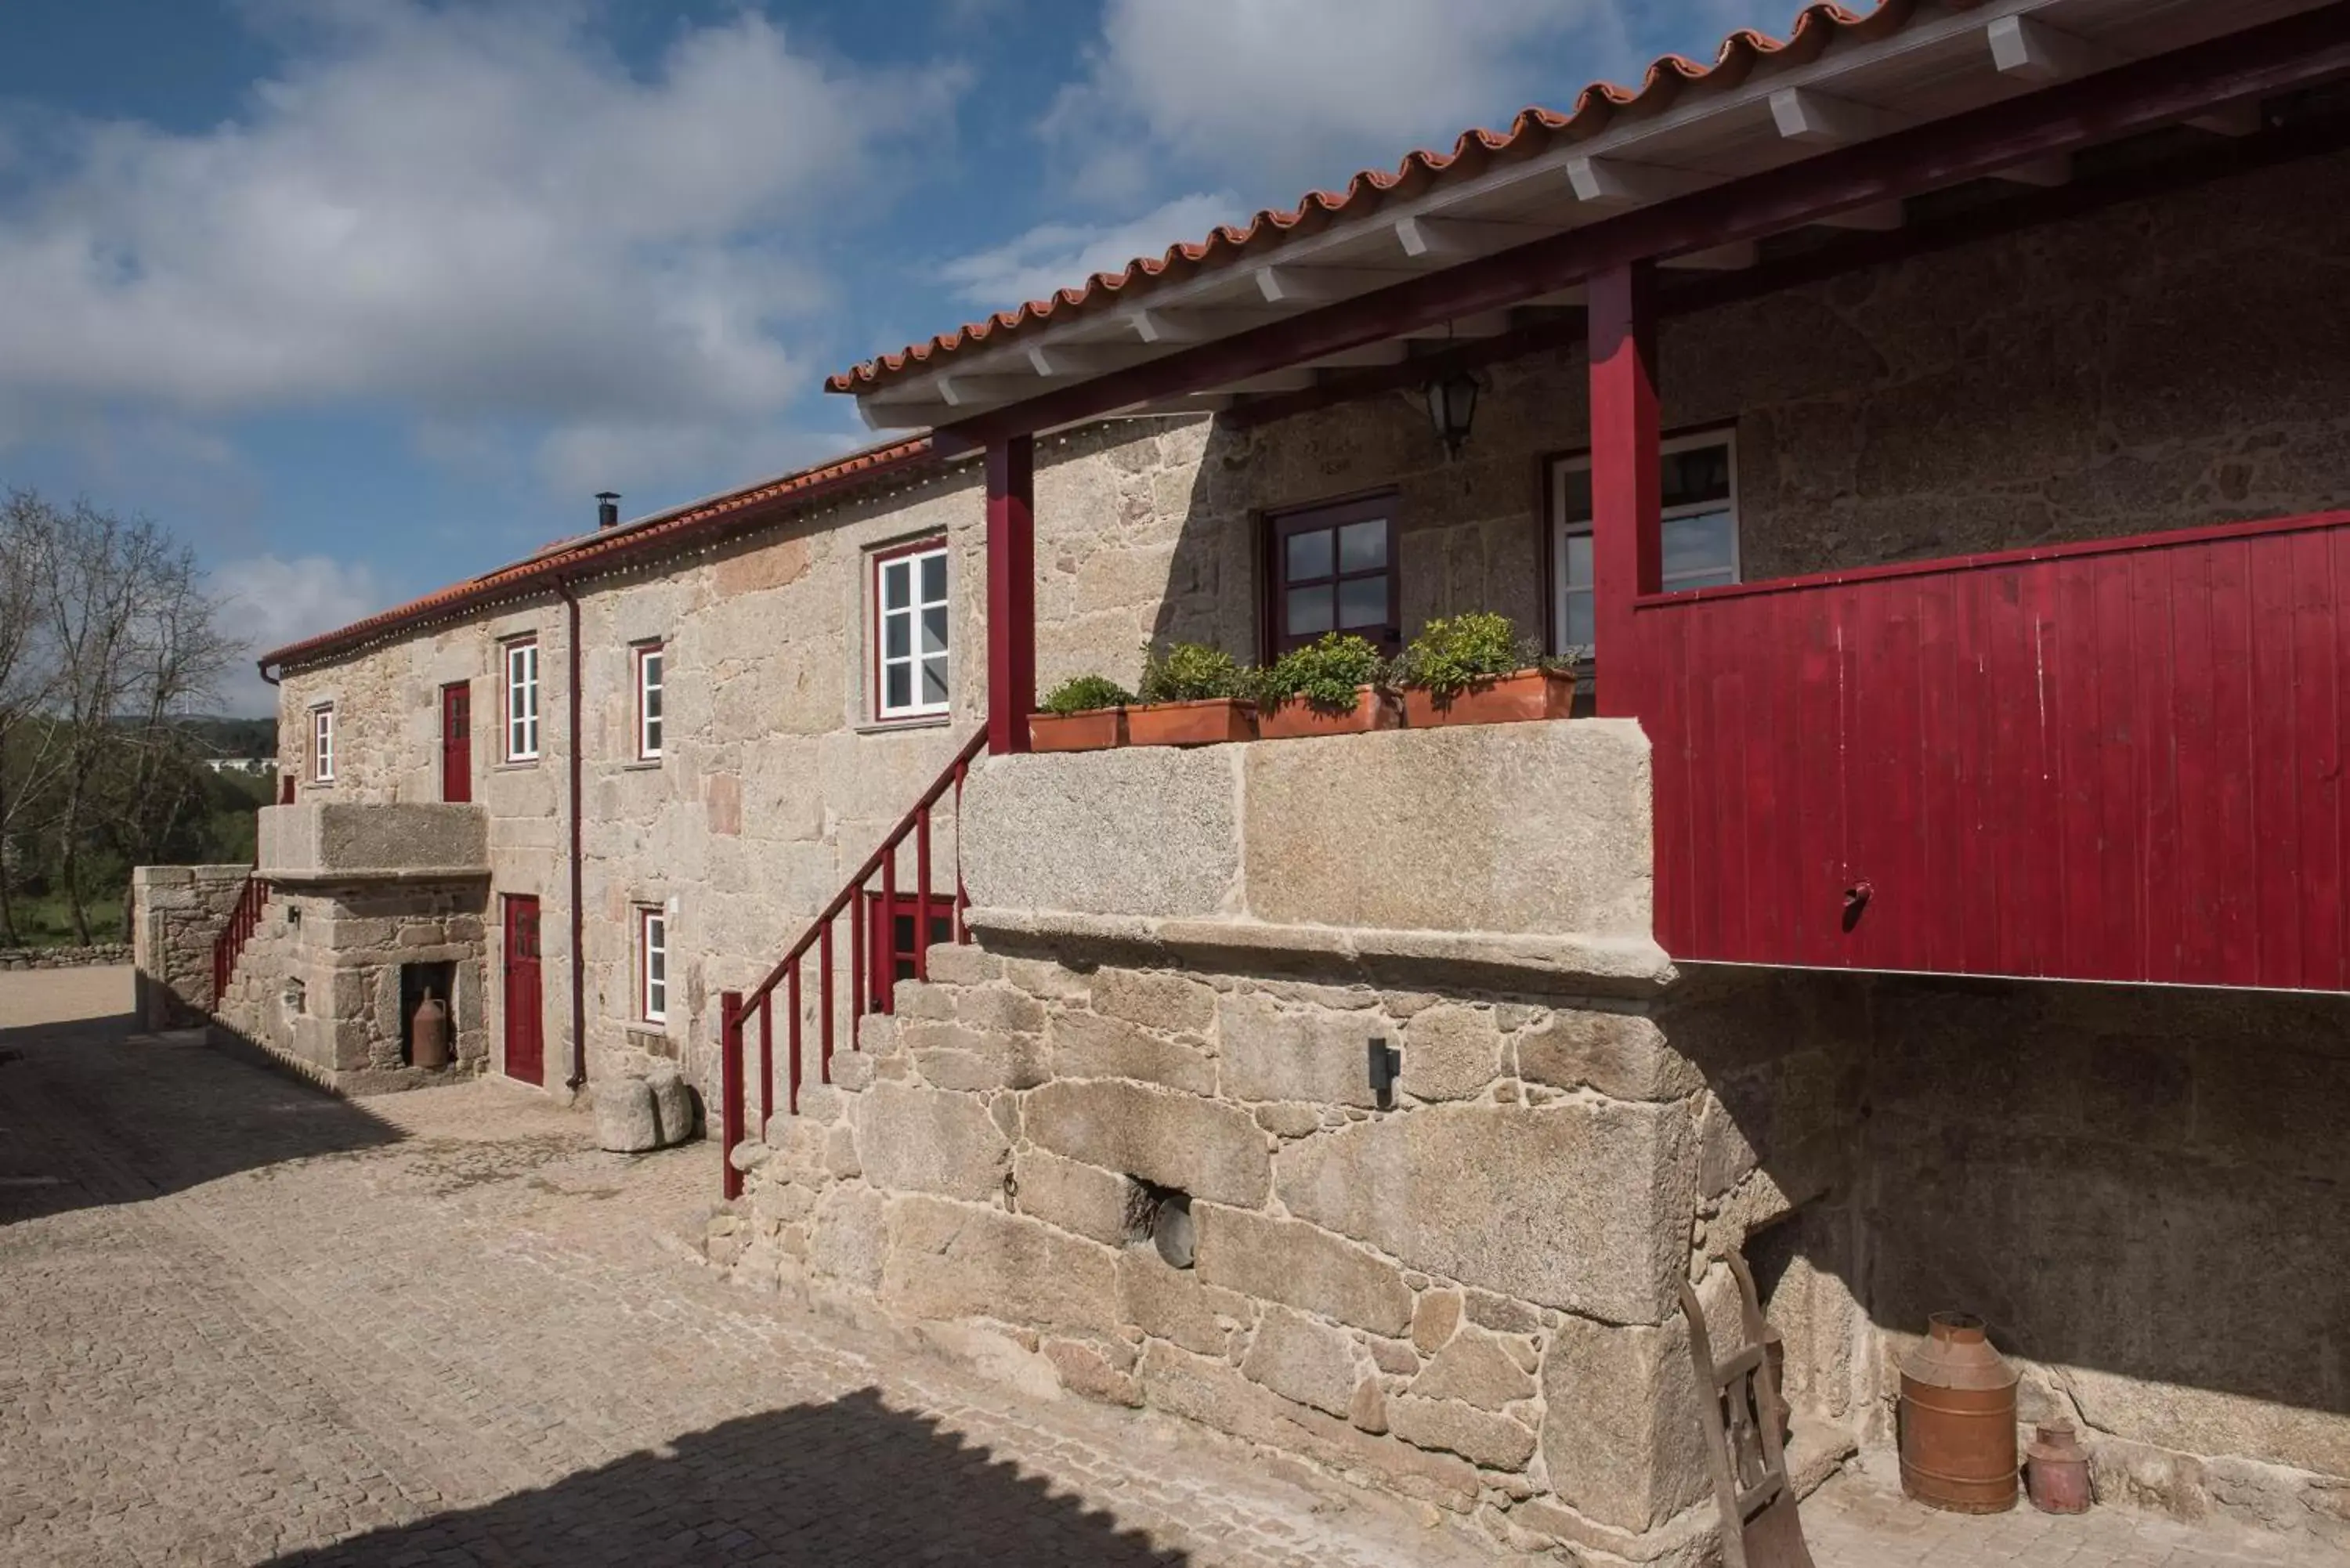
[{"left": 1678, "top": 1252, "right": 1816, "bottom": 1568}]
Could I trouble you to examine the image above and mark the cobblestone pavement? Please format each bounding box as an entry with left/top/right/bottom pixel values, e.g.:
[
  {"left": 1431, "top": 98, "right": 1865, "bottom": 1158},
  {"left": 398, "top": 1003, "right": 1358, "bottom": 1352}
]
[{"left": 3, "top": 968, "right": 2344, "bottom": 1568}]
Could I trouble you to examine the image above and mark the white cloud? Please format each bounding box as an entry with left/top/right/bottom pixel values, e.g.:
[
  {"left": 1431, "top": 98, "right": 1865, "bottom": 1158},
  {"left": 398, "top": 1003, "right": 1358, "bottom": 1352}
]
[
  {"left": 1045, "top": 0, "right": 1638, "bottom": 202},
  {"left": 937, "top": 191, "right": 1243, "bottom": 309},
  {"left": 209, "top": 554, "right": 387, "bottom": 715},
  {"left": 0, "top": 4, "right": 961, "bottom": 493}
]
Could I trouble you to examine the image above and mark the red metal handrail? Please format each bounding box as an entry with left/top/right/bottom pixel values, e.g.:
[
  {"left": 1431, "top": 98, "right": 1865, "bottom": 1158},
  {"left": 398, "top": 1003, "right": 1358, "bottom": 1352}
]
[
  {"left": 720, "top": 727, "right": 988, "bottom": 1197},
  {"left": 211, "top": 873, "right": 271, "bottom": 1010}
]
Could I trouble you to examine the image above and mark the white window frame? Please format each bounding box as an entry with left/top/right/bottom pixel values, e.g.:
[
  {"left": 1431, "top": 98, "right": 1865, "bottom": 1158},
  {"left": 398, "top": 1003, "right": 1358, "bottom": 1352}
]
[
  {"left": 504, "top": 638, "right": 540, "bottom": 762},
  {"left": 634, "top": 642, "right": 664, "bottom": 761},
  {"left": 1551, "top": 428, "right": 1741, "bottom": 657},
  {"left": 310, "top": 704, "right": 334, "bottom": 783},
  {"left": 638, "top": 906, "right": 667, "bottom": 1024},
  {"left": 871, "top": 539, "right": 951, "bottom": 722}
]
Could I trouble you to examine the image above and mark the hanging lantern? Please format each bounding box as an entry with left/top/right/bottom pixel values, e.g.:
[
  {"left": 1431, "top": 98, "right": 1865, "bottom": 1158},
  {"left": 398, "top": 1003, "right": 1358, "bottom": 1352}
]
[{"left": 1425, "top": 369, "right": 1480, "bottom": 457}]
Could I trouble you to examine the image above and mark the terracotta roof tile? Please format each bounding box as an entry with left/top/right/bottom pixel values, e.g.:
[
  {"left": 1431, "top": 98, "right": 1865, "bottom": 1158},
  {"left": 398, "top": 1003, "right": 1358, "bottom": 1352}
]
[
  {"left": 827, "top": 2, "right": 1918, "bottom": 394},
  {"left": 260, "top": 435, "right": 941, "bottom": 672}
]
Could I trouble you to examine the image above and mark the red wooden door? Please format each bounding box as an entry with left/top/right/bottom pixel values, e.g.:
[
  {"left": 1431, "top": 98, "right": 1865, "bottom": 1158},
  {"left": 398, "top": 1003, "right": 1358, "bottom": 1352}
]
[
  {"left": 864, "top": 891, "right": 955, "bottom": 1013},
  {"left": 502, "top": 894, "right": 543, "bottom": 1086},
  {"left": 441, "top": 682, "right": 472, "bottom": 804}
]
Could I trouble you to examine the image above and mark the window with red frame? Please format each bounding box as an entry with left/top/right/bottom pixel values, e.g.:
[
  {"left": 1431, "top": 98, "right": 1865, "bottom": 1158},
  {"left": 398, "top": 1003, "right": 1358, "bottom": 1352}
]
[
  {"left": 633, "top": 642, "right": 664, "bottom": 760},
  {"left": 871, "top": 539, "right": 949, "bottom": 721}
]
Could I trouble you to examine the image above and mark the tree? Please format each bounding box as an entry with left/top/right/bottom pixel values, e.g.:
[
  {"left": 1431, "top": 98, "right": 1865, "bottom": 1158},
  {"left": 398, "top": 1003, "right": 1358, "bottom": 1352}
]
[{"left": 0, "top": 490, "right": 243, "bottom": 945}]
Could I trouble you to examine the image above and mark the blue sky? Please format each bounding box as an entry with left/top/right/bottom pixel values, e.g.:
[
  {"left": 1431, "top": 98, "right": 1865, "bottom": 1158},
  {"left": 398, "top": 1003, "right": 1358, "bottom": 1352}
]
[{"left": 0, "top": 0, "right": 1783, "bottom": 712}]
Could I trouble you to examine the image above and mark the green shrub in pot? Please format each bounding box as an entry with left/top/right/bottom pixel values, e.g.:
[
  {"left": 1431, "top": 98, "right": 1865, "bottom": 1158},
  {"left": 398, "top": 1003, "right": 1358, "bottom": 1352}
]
[
  {"left": 1039, "top": 674, "right": 1135, "bottom": 715},
  {"left": 1256, "top": 633, "right": 1387, "bottom": 713}
]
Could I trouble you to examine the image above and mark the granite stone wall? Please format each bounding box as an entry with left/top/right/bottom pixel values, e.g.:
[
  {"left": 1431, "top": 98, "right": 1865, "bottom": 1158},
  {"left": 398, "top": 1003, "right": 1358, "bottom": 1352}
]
[
  {"left": 129, "top": 864, "right": 251, "bottom": 1028},
  {"left": 5, "top": 943, "right": 136, "bottom": 973}
]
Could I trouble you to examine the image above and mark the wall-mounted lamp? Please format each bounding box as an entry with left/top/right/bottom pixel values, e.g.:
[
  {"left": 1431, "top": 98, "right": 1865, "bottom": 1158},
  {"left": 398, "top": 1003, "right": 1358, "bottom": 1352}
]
[{"left": 1424, "top": 369, "right": 1481, "bottom": 459}]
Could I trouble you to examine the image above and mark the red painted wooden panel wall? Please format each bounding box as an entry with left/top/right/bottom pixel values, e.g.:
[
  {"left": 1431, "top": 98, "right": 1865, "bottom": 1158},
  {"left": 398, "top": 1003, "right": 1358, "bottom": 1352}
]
[{"left": 1632, "top": 510, "right": 2350, "bottom": 992}]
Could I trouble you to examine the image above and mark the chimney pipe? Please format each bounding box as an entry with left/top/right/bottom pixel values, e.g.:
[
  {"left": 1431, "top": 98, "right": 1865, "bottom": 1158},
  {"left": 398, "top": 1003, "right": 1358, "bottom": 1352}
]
[{"left": 595, "top": 491, "right": 620, "bottom": 530}]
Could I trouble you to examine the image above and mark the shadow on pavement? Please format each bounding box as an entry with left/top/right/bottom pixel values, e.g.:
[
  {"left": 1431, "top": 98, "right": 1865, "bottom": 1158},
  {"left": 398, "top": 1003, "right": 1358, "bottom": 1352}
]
[
  {"left": 0, "top": 981, "right": 401, "bottom": 1225},
  {"left": 258, "top": 1388, "right": 1189, "bottom": 1567}
]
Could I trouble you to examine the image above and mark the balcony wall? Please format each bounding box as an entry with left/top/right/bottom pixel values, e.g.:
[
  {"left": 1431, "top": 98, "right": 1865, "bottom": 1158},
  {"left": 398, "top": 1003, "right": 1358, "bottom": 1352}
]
[{"left": 258, "top": 801, "right": 490, "bottom": 884}]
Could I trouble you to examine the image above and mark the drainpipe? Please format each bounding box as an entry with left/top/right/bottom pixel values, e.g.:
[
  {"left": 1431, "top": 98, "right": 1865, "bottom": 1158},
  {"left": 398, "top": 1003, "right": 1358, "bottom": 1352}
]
[{"left": 558, "top": 578, "right": 588, "bottom": 1093}]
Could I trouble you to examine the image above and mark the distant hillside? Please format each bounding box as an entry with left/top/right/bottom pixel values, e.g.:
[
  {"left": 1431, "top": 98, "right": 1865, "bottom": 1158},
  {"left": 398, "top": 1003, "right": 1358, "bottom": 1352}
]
[{"left": 175, "top": 715, "right": 277, "bottom": 759}]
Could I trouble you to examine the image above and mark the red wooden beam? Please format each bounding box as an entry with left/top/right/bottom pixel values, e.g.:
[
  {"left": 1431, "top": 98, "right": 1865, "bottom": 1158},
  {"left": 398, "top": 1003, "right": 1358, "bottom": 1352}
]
[
  {"left": 931, "top": 4, "right": 2350, "bottom": 449},
  {"left": 1588, "top": 262, "right": 1661, "bottom": 720},
  {"left": 985, "top": 435, "right": 1036, "bottom": 753}
]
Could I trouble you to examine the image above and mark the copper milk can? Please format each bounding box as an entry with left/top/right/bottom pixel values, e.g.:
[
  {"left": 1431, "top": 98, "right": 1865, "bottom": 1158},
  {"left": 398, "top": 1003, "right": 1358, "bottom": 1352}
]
[
  {"left": 410, "top": 990, "right": 452, "bottom": 1070},
  {"left": 1900, "top": 1312, "right": 2019, "bottom": 1512}
]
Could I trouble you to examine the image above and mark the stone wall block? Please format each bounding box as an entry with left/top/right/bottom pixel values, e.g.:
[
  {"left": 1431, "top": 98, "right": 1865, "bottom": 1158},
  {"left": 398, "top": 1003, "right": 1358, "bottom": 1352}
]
[
  {"left": 1238, "top": 1305, "right": 1361, "bottom": 1418},
  {"left": 1517, "top": 1006, "right": 1701, "bottom": 1102},
  {"left": 851, "top": 1081, "right": 1010, "bottom": 1202},
  {"left": 1043, "top": 1338, "right": 1142, "bottom": 1407},
  {"left": 1538, "top": 1312, "right": 1710, "bottom": 1532},
  {"left": 878, "top": 1195, "right": 1119, "bottom": 1333},
  {"left": 1409, "top": 1324, "right": 1537, "bottom": 1411},
  {"left": 807, "top": 1181, "right": 886, "bottom": 1292},
  {"left": 1012, "top": 1149, "right": 1131, "bottom": 1247},
  {"left": 1192, "top": 1205, "right": 1412, "bottom": 1336},
  {"left": 1217, "top": 992, "right": 1381, "bottom": 1108},
  {"left": 1090, "top": 968, "right": 1219, "bottom": 1034},
  {"left": 1024, "top": 1079, "right": 1270, "bottom": 1209},
  {"left": 1117, "top": 1250, "right": 1254, "bottom": 1358},
  {"left": 1047, "top": 1010, "right": 1217, "bottom": 1096},
  {"left": 963, "top": 746, "right": 1242, "bottom": 919},
  {"left": 1400, "top": 1004, "right": 1502, "bottom": 1102},
  {"left": 1412, "top": 1290, "right": 1462, "bottom": 1355},
  {"left": 1384, "top": 1394, "right": 1538, "bottom": 1472},
  {"left": 920, "top": 943, "right": 1002, "bottom": 987},
  {"left": 1276, "top": 1100, "right": 1695, "bottom": 1324}
]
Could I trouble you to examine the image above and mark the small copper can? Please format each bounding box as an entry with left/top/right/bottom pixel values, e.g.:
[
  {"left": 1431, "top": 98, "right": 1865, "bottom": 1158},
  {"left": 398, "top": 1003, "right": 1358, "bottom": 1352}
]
[
  {"left": 2026, "top": 1419, "right": 2093, "bottom": 1515},
  {"left": 1899, "top": 1312, "right": 2019, "bottom": 1513}
]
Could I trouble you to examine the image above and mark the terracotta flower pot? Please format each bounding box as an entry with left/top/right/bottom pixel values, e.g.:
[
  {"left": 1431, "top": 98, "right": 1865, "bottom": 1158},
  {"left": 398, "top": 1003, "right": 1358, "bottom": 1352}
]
[
  {"left": 1125, "top": 698, "right": 1256, "bottom": 747},
  {"left": 1401, "top": 667, "right": 1575, "bottom": 728},
  {"left": 1029, "top": 708, "right": 1125, "bottom": 752},
  {"left": 1257, "top": 685, "right": 1400, "bottom": 740}
]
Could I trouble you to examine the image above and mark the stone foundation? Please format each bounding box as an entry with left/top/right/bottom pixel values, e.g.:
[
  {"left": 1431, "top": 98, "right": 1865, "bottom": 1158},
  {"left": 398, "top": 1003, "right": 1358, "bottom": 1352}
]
[
  {"left": 212, "top": 878, "right": 491, "bottom": 1094},
  {"left": 5, "top": 942, "right": 136, "bottom": 972}
]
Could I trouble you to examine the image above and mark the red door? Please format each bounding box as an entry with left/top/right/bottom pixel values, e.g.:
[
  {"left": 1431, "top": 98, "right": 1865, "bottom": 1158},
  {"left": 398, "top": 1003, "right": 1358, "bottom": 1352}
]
[
  {"left": 864, "top": 891, "right": 955, "bottom": 1013},
  {"left": 503, "top": 894, "right": 543, "bottom": 1086},
  {"left": 441, "top": 682, "right": 472, "bottom": 803}
]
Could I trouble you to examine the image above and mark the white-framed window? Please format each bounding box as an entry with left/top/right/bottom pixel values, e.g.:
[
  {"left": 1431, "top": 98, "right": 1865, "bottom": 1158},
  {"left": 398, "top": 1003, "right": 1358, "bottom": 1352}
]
[
  {"left": 638, "top": 906, "right": 667, "bottom": 1024},
  {"left": 872, "top": 539, "right": 950, "bottom": 721},
  {"left": 634, "top": 642, "right": 664, "bottom": 760},
  {"left": 1553, "top": 429, "right": 1741, "bottom": 655},
  {"left": 310, "top": 704, "right": 335, "bottom": 783},
  {"left": 504, "top": 638, "right": 540, "bottom": 761}
]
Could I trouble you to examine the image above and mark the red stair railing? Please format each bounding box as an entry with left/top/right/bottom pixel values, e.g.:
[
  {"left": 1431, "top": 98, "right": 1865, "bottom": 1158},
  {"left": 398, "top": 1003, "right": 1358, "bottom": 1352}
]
[
  {"left": 720, "top": 727, "right": 988, "bottom": 1198},
  {"left": 212, "top": 873, "right": 271, "bottom": 1009}
]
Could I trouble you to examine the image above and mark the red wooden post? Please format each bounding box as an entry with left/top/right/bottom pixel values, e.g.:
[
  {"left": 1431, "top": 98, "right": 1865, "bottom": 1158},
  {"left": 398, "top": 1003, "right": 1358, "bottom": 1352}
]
[
  {"left": 1588, "top": 260, "right": 1661, "bottom": 717},
  {"left": 913, "top": 804, "right": 932, "bottom": 982},
  {"left": 818, "top": 923, "right": 834, "bottom": 1082},
  {"left": 952, "top": 757, "right": 969, "bottom": 944},
  {"left": 849, "top": 884, "right": 866, "bottom": 1047},
  {"left": 985, "top": 435, "right": 1036, "bottom": 755},
  {"left": 757, "top": 990, "right": 773, "bottom": 1134},
  {"left": 879, "top": 846, "right": 896, "bottom": 1013},
  {"left": 786, "top": 963, "right": 804, "bottom": 1117},
  {"left": 719, "top": 990, "right": 744, "bottom": 1201}
]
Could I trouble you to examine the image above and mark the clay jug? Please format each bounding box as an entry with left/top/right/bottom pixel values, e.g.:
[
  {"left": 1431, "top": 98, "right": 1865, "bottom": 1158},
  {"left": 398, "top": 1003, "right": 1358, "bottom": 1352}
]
[
  {"left": 410, "top": 990, "right": 451, "bottom": 1070},
  {"left": 1899, "top": 1312, "right": 2019, "bottom": 1513}
]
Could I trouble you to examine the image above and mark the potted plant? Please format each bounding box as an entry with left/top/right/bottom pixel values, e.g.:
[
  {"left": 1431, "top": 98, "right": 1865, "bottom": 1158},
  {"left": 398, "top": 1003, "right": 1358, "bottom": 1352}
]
[
  {"left": 1390, "top": 612, "right": 1574, "bottom": 728},
  {"left": 1029, "top": 674, "right": 1133, "bottom": 752},
  {"left": 1254, "top": 633, "right": 1399, "bottom": 739},
  {"left": 1125, "top": 642, "right": 1257, "bottom": 746}
]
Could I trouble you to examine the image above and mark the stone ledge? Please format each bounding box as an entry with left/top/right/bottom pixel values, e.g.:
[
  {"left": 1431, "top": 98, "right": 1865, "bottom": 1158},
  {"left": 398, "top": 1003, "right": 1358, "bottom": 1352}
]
[
  {"left": 263, "top": 867, "right": 495, "bottom": 888},
  {"left": 964, "top": 908, "right": 1676, "bottom": 995}
]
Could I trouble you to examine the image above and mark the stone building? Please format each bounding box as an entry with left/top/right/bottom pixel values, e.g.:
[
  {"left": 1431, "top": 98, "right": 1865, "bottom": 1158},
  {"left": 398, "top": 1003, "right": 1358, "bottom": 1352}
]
[{"left": 143, "top": 3, "right": 2350, "bottom": 1561}]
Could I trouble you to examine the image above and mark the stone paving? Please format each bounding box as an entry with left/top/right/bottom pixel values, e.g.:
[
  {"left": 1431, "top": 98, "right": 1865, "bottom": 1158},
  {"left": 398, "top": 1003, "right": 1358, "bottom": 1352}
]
[{"left": 2, "top": 966, "right": 2344, "bottom": 1568}]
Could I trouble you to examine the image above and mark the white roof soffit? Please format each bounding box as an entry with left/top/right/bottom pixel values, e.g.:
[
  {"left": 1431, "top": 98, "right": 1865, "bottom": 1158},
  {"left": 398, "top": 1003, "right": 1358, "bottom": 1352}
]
[{"left": 855, "top": 0, "right": 2326, "bottom": 431}]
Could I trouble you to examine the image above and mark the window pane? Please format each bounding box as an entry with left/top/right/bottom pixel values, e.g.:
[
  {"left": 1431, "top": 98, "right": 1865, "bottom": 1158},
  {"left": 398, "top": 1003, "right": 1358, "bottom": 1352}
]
[
  {"left": 884, "top": 611, "right": 910, "bottom": 659},
  {"left": 1561, "top": 588, "right": 1596, "bottom": 649},
  {"left": 645, "top": 686, "right": 662, "bottom": 721},
  {"left": 1285, "top": 584, "right": 1333, "bottom": 636},
  {"left": 1337, "top": 575, "right": 1387, "bottom": 630},
  {"left": 1285, "top": 528, "right": 1333, "bottom": 582},
  {"left": 885, "top": 664, "right": 911, "bottom": 711},
  {"left": 1661, "top": 443, "right": 1733, "bottom": 510},
  {"left": 919, "top": 551, "right": 946, "bottom": 603},
  {"left": 1558, "top": 466, "right": 1593, "bottom": 523},
  {"left": 1337, "top": 519, "right": 1387, "bottom": 573},
  {"left": 1564, "top": 530, "right": 1594, "bottom": 588},
  {"left": 920, "top": 605, "right": 947, "bottom": 656},
  {"left": 881, "top": 558, "right": 909, "bottom": 611},
  {"left": 1662, "top": 510, "right": 1735, "bottom": 577},
  {"left": 920, "top": 656, "right": 948, "bottom": 706}
]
